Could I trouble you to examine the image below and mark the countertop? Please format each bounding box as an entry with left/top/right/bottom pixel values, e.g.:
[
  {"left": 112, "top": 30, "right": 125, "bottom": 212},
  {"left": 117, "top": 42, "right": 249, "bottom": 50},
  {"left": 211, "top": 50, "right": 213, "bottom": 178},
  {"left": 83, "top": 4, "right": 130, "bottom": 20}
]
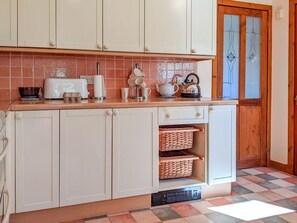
[
  {"left": 6, "top": 97, "right": 238, "bottom": 111},
  {"left": 0, "top": 101, "right": 12, "bottom": 112}
]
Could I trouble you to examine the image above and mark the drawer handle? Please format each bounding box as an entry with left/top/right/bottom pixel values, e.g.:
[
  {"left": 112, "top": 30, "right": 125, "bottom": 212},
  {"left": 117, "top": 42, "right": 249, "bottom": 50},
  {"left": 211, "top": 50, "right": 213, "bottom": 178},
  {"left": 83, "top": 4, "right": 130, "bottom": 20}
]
[
  {"left": 165, "top": 113, "right": 171, "bottom": 119},
  {"left": 196, "top": 113, "right": 201, "bottom": 117},
  {"left": 106, "top": 110, "right": 113, "bottom": 116},
  {"left": 113, "top": 110, "right": 119, "bottom": 116},
  {"left": 16, "top": 113, "right": 23, "bottom": 120},
  {"left": 49, "top": 41, "right": 55, "bottom": 47}
]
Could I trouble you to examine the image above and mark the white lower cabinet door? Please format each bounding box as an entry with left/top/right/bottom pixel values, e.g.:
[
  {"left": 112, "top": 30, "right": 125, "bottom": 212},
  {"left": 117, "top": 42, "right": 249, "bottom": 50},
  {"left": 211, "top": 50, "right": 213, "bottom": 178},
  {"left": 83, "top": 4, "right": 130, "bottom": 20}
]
[
  {"left": 208, "top": 105, "right": 236, "bottom": 185},
  {"left": 112, "top": 108, "right": 158, "bottom": 199},
  {"left": 60, "top": 109, "right": 112, "bottom": 206},
  {"left": 16, "top": 111, "right": 59, "bottom": 212}
]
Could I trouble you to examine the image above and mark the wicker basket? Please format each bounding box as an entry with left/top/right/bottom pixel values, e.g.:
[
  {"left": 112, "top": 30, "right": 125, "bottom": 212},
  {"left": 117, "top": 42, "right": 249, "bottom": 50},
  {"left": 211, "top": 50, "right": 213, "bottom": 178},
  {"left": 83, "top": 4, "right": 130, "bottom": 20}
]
[
  {"left": 159, "top": 126, "right": 199, "bottom": 151},
  {"left": 159, "top": 150, "right": 199, "bottom": 180}
]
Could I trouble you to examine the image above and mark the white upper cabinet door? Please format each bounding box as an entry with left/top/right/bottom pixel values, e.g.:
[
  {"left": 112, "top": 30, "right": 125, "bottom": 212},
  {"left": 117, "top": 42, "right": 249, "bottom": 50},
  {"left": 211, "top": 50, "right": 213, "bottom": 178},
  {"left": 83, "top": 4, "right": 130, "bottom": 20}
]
[
  {"left": 191, "top": 0, "right": 217, "bottom": 55},
  {"left": 18, "top": 0, "right": 56, "bottom": 48},
  {"left": 112, "top": 108, "right": 158, "bottom": 199},
  {"left": 103, "top": 0, "right": 144, "bottom": 52},
  {"left": 60, "top": 109, "right": 112, "bottom": 206},
  {"left": 57, "top": 0, "right": 103, "bottom": 50},
  {"left": 0, "top": 0, "right": 17, "bottom": 46},
  {"left": 208, "top": 105, "right": 236, "bottom": 185},
  {"left": 15, "top": 111, "right": 59, "bottom": 213},
  {"left": 145, "top": 0, "right": 191, "bottom": 54}
]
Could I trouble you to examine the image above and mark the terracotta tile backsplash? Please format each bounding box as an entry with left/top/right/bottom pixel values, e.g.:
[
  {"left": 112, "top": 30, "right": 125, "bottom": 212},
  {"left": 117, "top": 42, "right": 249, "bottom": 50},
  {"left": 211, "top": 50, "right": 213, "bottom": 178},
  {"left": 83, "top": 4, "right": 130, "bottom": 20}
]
[{"left": 0, "top": 52, "right": 198, "bottom": 100}]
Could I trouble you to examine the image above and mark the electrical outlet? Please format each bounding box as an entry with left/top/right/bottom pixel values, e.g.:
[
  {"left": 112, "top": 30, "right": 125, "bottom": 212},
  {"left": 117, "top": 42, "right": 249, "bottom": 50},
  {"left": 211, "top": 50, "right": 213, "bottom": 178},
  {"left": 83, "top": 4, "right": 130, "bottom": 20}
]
[
  {"left": 80, "top": 75, "right": 94, "bottom": 84},
  {"left": 176, "top": 77, "right": 185, "bottom": 85}
]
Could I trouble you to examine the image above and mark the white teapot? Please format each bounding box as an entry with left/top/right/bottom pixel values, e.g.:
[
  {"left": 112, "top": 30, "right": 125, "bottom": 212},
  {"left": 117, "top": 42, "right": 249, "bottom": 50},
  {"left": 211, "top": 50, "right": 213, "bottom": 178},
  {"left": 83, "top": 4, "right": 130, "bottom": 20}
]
[{"left": 155, "top": 83, "right": 179, "bottom": 97}]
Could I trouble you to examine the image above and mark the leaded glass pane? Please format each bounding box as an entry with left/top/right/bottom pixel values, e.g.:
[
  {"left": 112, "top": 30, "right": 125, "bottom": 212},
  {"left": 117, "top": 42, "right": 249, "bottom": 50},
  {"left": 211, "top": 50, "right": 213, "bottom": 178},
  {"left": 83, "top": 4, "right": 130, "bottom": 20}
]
[
  {"left": 223, "top": 15, "right": 240, "bottom": 99},
  {"left": 245, "top": 16, "right": 261, "bottom": 99}
]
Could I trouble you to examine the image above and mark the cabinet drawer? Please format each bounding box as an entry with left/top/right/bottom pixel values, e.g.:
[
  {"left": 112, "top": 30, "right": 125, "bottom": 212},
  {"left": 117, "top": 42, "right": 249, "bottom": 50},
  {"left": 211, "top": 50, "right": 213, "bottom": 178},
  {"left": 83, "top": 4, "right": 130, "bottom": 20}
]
[{"left": 159, "top": 106, "right": 208, "bottom": 125}]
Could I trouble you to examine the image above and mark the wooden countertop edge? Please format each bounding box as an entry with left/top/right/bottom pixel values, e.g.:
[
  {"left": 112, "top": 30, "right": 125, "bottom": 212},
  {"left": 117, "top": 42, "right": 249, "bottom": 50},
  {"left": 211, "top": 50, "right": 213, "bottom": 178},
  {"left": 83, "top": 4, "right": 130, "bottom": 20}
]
[{"left": 7, "top": 99, "right": 238, "bottom": 111}]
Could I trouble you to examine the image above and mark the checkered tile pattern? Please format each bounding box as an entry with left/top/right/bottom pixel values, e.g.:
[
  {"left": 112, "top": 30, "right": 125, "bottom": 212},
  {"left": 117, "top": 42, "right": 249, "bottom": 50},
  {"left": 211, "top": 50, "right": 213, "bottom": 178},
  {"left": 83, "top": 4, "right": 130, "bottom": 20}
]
[{"left": 64, "top": 168, "right": 297, "bottom": 223}]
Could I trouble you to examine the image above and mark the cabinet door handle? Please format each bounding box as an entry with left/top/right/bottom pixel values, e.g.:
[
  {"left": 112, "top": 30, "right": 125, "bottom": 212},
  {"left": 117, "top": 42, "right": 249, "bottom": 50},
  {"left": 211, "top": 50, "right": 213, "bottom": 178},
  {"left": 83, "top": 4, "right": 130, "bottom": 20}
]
[
  {"left": 209, "top": 108, "right": 214, "bottom": 112},
  {"left": 196, "top": 113, "right": 201, "bottom": 117},
  {"left": 16, "top": 113, "right": 23, "bottom": 120},
  {"left": 165, "top": 113, "right": 171, "bottom": 119},
  {"left": 106, "top": 110, "right": 113, "bottom": 116},
  {"left": 191, "top": 49, "right": 197, "bottom": 54},
  {"left": 97, "top": 43, "right": 102, "bottom": 49},
  {"left": 103, "top": 44, "right": 109, "bottom": 50},
  {"left": 145, "top": 47, "right": 150, "bottom": 52},
  {"left": 113, "top": 110, "right": 119, "bottom": 116},
  {"left": 49, "top": 41, "right": 55, "bottom": 47}
]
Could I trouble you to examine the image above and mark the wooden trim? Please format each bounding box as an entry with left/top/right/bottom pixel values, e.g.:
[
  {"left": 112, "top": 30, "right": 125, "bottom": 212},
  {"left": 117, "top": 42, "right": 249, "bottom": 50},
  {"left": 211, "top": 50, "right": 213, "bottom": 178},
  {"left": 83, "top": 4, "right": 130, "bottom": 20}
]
[
  {"left": 239, "top": 15, "right": 246, "bottom": 99},
  {"left": 287, "top": 0, "right": 297, "bottom": 175},
  {"left": 218, "top": 0, "right": 272, "bottom": 11},
  {"left": 10, "top": 195, "right": 151, "bottom": 223},
  {"left": 0, "top": 47, "right": 215, "bottom": 61}
]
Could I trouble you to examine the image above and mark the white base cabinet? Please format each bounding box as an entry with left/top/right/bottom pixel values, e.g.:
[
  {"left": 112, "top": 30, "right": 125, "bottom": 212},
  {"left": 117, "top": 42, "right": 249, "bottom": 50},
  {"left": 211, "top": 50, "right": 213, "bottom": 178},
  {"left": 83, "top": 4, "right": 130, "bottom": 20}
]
[
  {"left": 208, "top": 105, "right": 236, "bottom": 185},
  {"left": 60, "top": 109, "right": 112, "bottom": 206},
  {"left": 16, "top": 111, "right": 59, "bottom": 213},
  {"left": 113, "top": 108, "right": 158, "bottom": 198}
]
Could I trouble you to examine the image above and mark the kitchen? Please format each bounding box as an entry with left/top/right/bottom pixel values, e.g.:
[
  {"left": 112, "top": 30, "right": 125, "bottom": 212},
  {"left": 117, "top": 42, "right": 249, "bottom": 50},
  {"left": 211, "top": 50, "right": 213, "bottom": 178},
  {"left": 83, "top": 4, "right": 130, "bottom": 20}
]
[{"left": 0, "top": 0, "right": 296, "bottom": 223}]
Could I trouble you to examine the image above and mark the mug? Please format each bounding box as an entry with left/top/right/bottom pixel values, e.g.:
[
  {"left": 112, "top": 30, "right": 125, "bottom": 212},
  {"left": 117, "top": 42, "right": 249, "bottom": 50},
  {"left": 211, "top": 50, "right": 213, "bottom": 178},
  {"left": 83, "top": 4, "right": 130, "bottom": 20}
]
[
  {"left": 142, "top": 88, "right": 152, "bottom": 98},
  {"left": 121, "top": 88, "right": 129, "bottom": 99}
]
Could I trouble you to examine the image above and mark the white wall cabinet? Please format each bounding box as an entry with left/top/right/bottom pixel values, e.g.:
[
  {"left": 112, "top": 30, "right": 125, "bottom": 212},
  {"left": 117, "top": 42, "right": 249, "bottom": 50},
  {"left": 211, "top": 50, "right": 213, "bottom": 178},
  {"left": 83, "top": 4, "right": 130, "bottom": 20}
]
[
  {"left": 0, "top": 0, "right": 17, "bottom": 46},
  {"left": 208, "top": 105, "right": 236, "bottom": 185},
  {"left": 191, "top": 0, "right": 217, "bottom": 55},
  {"left": 112, "top": 108, "right": 158, "bottom": 198},
  {"left": 145, "top": 0, "right": 191, "bottom": 54},
  {"left": 57, "top": 0, "right": 102, "bottom": 50},
  {"left": 60, "top": 109, "right": 112, "bottom": 206},
  {"left": 103, "top": 0, "right": 144, "bottom": 52},
  {"left": 15, "top": 111, "right": 59, "bottom": 213},
  {"left": 18, "top": 0, "right": 56, "bottom": 48}
]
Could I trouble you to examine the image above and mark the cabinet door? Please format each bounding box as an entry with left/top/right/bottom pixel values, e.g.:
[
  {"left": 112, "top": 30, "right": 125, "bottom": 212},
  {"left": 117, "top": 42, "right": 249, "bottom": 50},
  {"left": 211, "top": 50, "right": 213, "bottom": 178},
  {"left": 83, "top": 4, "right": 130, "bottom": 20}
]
[
  {"left": 16, "top": 111, "right": 59, "bottom": 212},
  {"left": 60, "top": 109, "right": 112, "bottom": 206},
  {"left": 57, "top": 0, "right": 103, "bottom": 50},
  {"left": 18, "top": 0, "right": 56, "bottom": 48},
  {"left": 103, "top": 0, "right": 144, "bottom": 52},
  {"left": 113, "top": 108, "right": 158, "bottom": 199},
  {"left": 191, "top": 0, "right": 217, "bottom": 55},
  {"left": 208, "top": 105, "right": 236, "bottom": 185},
  {"left": 145, "top": 0, "right": 191, "bottom": 54},
  {"left": 0, "top": 0, "right": 17, "bottom": 46}
]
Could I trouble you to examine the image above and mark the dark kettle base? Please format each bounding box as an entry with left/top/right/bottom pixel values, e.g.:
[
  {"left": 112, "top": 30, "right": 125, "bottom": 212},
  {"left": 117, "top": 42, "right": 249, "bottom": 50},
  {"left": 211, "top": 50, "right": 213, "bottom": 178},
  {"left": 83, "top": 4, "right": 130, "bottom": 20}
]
[{"left": 181, "top": 93, "right": 202, "bottom": 98}]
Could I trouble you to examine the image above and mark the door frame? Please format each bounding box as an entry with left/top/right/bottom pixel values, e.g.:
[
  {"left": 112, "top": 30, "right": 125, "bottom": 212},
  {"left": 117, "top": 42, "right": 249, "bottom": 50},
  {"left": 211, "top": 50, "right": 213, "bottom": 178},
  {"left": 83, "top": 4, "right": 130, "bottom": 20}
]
[
  {"left": 212, "top": 0, "right": 272, "bottom": 169},
  {"left": 289, "top": 0, "right": 297, "bottom": 175}
]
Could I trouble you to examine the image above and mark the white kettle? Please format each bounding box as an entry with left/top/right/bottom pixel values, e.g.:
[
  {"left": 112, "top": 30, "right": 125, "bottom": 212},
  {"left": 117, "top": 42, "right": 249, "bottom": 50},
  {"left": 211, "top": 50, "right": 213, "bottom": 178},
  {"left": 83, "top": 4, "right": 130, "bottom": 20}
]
[{"left": 155, "top": 83, "right": 179, "bottom": 97}]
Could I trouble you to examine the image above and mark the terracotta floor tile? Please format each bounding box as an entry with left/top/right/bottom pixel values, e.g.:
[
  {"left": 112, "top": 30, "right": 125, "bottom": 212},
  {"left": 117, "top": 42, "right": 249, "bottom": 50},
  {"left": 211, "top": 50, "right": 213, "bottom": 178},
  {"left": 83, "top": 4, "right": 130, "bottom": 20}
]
[
  {"left": 207, "top": 197, "right": 232, "bottom": 206},
  {"left": 170, "top": 202, "right": 200, "bottom": 217},
  {"left": 109, "top": 213, "right": 137, "bottom": 223},
  {"left": 279, "top": 212, "right": 297, "bottom": 222},
  {"left": 242, "top": 193, "right": 270, "bottom": 202},
  {"left": 190, "top": 201, "right": 214, "bottom": 214},
  {"left": 242, "top": 168, "right": 263, "bottom": 175},
  {"left": 270, "top": 179, "right": 295, "bottom": 188},
  {"left": 162, "top": 219, "right": 188, "bottom": 223},
  {"left": 290, "top": 196, "right": 297, "bottom": 202},
  {"left": 85, "top": 218, "right": 111, "bottom": 223},
  {"left": 242, "top": 175, "right": 266, "bottom": 183},
  {"left": 236, "top": 177, "right": 253, "bottom": 185},
  {"left": 268, "top": 172, "right": 291, "bottom": 179},
  {"left": 283, "top": 177, "right": 297, "bottom": 185},
  {"left": 257, "top": 190, "right": 285, "bottom": 201},
  {"left": 130, "top": 210, "right": 160, "bottom": 223},
  {"left": 254, "top": 167, "right": 275, "bottom": 173}
]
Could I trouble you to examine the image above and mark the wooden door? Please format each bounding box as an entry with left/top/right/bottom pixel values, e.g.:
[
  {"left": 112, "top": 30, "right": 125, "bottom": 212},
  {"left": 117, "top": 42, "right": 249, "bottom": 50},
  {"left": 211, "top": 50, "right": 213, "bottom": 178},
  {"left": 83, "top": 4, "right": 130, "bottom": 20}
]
[
  {"left": 16, "top": 111, "right": 59, "bottom": 213},
  {"left": 208, "top": 105, "right": 236, "bottom": 185},
  {"left": 103, "top": 0, "right": 144, "bottom": 52},
  {"left": 112, "top": 108, "right": 158, "bottom": 199},
  {"left": 0, "top": 0, "right": 17, "bottom": 46},
  {"left": 215, "top": 6, "right": 268, "bottom": 169},
  {"left": 18, "top": 0, "right": 56, "bottom": 48},
  {"left": 145, "top": 0, "right": 191, "bottom": 54},
  {"left": 295, "top": 5, "right": 297, "bottom": 175},
  {"left": 60, "top": 109, "right": 112, "bottom": 206},
  {"left": 57, "top": 0, "right": 102, "bottom": 50}
]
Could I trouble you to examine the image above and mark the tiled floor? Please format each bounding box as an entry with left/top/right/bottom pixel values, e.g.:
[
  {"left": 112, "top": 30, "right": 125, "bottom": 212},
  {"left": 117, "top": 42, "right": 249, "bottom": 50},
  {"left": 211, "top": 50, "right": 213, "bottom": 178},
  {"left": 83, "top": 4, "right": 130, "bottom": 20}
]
[{"left": 66, "top": 168, "right": 297, "bottom": 223}]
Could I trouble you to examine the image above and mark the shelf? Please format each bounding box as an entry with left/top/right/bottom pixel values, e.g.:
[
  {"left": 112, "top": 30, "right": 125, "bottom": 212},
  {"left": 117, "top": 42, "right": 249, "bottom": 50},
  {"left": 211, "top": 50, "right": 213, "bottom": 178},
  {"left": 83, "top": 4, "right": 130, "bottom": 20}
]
[{"left": 159, "top": 176, "right": 206, "bottom": 191}]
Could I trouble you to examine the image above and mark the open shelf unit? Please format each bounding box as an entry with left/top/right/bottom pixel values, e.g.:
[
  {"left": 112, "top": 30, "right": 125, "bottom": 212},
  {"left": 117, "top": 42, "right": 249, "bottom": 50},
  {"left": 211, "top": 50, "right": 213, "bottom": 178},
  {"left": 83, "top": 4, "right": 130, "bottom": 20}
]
[{"left": 158, "top": 124, "right": 208, "bottom": 191}]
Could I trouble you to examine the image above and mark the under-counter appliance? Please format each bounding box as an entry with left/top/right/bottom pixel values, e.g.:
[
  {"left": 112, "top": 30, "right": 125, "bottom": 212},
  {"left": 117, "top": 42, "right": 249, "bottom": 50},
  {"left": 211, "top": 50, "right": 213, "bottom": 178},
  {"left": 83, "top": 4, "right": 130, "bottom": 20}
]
[
  {"left": 0, "top": 111, "right": 10, "bottom": 223},
  {"left": 44, "top": 78, "right": 89, "bottom": 99}
]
